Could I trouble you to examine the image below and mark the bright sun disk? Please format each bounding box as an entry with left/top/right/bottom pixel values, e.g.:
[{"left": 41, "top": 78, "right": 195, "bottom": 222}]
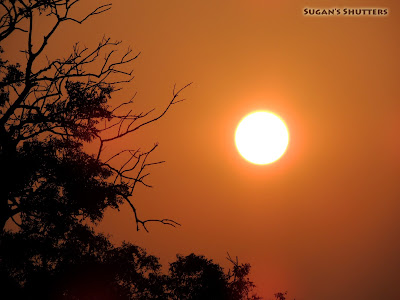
[{"left": 235, "top": 111, "right": 289, "bottom": 165}]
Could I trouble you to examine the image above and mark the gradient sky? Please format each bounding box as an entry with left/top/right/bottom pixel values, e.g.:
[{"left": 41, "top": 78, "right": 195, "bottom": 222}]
[{"left": 10, "top": 0, "right": 400, "bottom": 299}]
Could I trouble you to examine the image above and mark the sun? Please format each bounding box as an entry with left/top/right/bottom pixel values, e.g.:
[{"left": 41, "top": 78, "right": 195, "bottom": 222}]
[{"left": 235, "top": 111, "right": 289, "bottom": 165}]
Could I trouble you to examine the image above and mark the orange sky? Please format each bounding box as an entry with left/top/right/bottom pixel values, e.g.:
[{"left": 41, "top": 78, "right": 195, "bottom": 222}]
[{"left": 7, "top": 0, "right": 400, "bottom": 299}]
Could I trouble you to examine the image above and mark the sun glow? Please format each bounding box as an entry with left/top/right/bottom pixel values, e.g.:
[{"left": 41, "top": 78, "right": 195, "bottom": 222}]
[{"left": 235, "top": 111, "right": 289, "bottom": 165}]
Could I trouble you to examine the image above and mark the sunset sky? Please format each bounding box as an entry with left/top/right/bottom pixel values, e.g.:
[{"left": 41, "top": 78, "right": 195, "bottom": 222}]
[{"left": 10, "top": 0, "right": 400, "bottom": 299}]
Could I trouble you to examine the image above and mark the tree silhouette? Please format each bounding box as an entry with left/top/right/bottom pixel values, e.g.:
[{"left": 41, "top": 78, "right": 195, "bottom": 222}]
[
  {"left": 166, "top": 253, "right": 262, "bottom": 300},
  {"left": 168, "top": 253, "right": 229, "bottom": 299},
  {"left": 0, "top": 0, "right": 190, "bottom": 231},
  {"left": 0, "top": 219, "right": 165, "bottom": 299},
  {"left": 226, "top": 254, "right": 262, "bottom": 300},
  {"left": 1, "top": 206, "right": 263, "bottom": 299}
]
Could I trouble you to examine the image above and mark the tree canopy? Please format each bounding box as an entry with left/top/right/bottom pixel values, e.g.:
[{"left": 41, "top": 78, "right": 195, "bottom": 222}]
[
  {"left": 1, "top": 216, "right": 261, "bottom": 299},
  {"left": 0, "top": 0, "right": 189, "bottom": 232}
]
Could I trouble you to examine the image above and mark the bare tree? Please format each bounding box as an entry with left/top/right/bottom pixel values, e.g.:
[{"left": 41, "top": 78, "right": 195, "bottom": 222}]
[{"left": 0, "top": 0, "right": 190, "bottom": 232}]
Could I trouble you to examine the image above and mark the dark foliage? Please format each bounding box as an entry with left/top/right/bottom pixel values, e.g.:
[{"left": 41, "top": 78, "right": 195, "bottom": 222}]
[
  {"left": 0, "top": 221, "right": 164, "bottom": 299},
  {"left": 7, "top": 138, "right": 127, "bottom": 228},
  {"left": 0, "top": 0, "right": 189, "bottom": 231},
  {"left": 168, "top": 253, "right": 228, "bottom": 299},
  {"left": 1, "top": 218, "right": 261, "bottom": 299}
]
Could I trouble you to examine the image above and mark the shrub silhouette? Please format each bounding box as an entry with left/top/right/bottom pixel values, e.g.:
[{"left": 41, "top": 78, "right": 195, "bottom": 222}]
[{"left": 1, "top": 219, "right": 261, "bottom": 299}]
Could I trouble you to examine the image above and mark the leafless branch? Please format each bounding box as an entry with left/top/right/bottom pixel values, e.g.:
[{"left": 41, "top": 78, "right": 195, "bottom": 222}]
[{"left": 124, "top": 194, "right": 181, "bottom": 232}]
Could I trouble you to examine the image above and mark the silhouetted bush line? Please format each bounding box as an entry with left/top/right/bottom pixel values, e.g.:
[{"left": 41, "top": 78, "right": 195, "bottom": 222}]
[{"left": 1, "top": 221, "right": 261, "bottom": 299}]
